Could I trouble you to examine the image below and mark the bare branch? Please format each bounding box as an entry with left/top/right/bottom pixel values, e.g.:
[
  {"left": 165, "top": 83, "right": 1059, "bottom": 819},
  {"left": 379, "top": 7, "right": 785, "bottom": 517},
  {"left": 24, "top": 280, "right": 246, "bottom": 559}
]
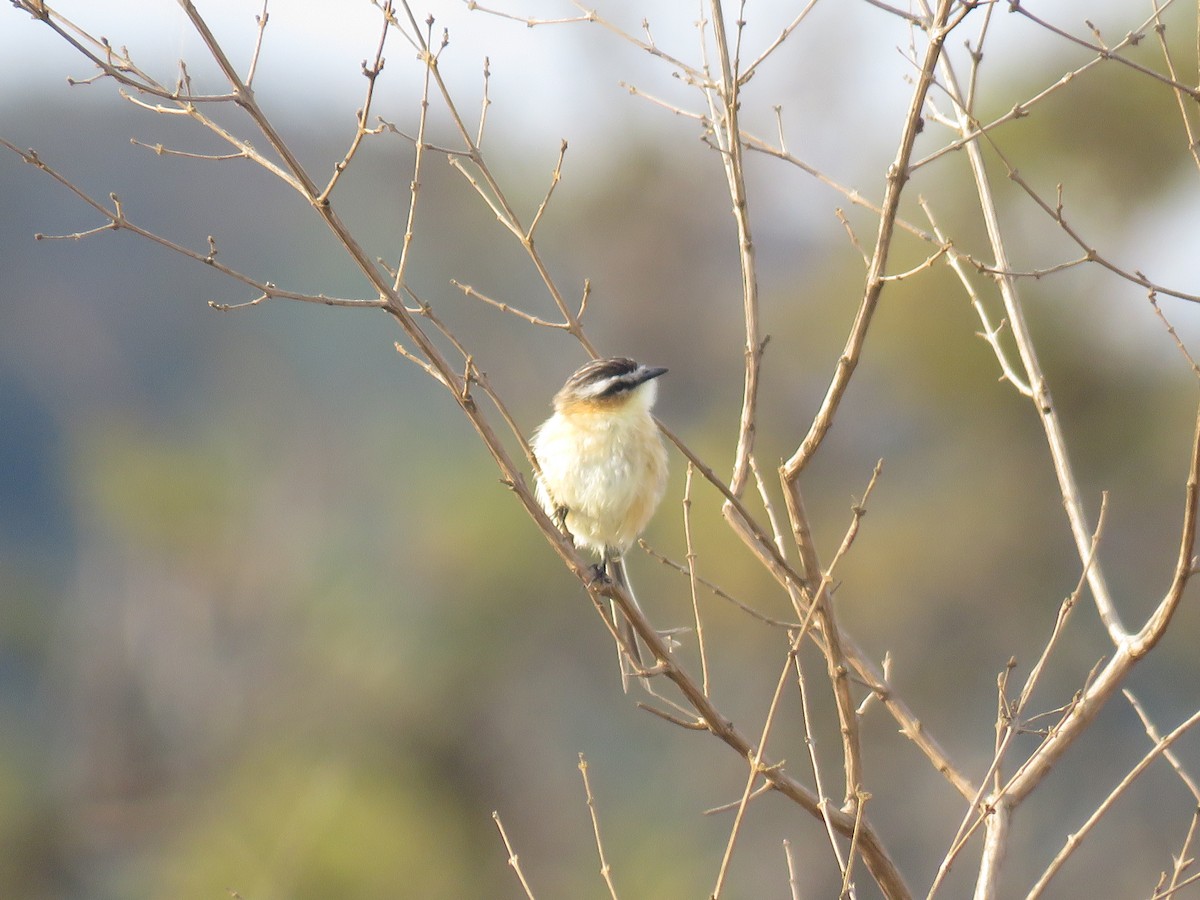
[
  {"left": 1011, "top": 2, "right": 1194, "bottom": 98},
  {"left": 682, "top": 464, "right": 710, "bottom": 696},
  {"left": 0, "top": 139, "right": 383, "bottom": 310},
  {"left": 1027, "top": 707, "right": 1200, "bottom": 898},
  {"left": 878, "top": 243, "right": 948, "bottom": 282},
  {"left": 794, "top": 648, "right": 851, "bottom": 884},
  {"left": 317, "top": 1, "right": 393, "bottom": 204},
  {"left": 639, "top": 541, "right": 800, "bottom": 628},
  {"left": 934, "top": 42, "right": 1128, "bottom": 644},
  {"left": 1148, "top": 291, "right": 1200, "bottom": 379},
  {"left": 451, "top": 280, "right": 570, "bottom": 329},
  {"left": 476, "top": 55, "right": 492, "bottom": 147},
  {"left": 492, "top": 811, "right": 537, "bottom": 900},
  {"left": 577, "top": 755, "right": 620, "bottom": 900},
  {"left": 245, "top": 0, "right": 270, "bottom": 87},
  {"left": 1125, "top": 690, "right": 1200, "bottom": 801},
  {"left": 912, "top": 7, "right": 1165, "bottom": 171},
  {"left": 712, "top": 637, "right": 803, "bottom": 899},
  {"left": 130, "top": 138, "right": 246, "bottom": 162},
  {"left": 784, "top": 840, "right": 803, "bottom": 900},
  {"left": 919, "top": 197, "right": 1033, "bottom": 396},
  {"left": 527, "top": 139, "right": 568, "bottom": 241},
  {"left": 739, "top": 0, "right": 821, "bottom": 83}
]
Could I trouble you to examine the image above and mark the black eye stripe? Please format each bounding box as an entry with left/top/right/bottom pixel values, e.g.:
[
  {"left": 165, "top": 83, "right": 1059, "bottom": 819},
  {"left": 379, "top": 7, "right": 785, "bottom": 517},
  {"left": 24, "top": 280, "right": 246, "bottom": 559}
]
[{"left": 598, "top": 376, "right": 638, "bottom": 398}]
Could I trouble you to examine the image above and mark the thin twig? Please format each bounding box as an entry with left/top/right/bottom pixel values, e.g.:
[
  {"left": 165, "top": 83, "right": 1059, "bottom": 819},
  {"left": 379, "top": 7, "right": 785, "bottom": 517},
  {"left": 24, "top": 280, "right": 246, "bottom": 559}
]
[
  {"left": 912, "top": 5, "right": 1169, "bottom": 170},
  {"left": 492, "top": 811, "right": 537, "bottom": 900},
  {"left": 527, "top": 139, "right": 567, "bottom": 240},
  {"left": 395, "top": 0, "right": 599, "bottom": 356},
  {"left": 1151, "top": 0, "right": 1200, "bottom": 174},
  {"left": 392, "top": 12, "right": 433, "bottom": 296},
  {"left": 1027, "top": 707, "right": 1200, "bottom": 898},
  {"left": 1011, "top": 2, "right": 1194, "bottom": 98},
  {"left": 705, "top": 782, "right": 774, "bottom": 815},
  {"left": 988, "top": 141, "right": 1200, "bottom": 306},
  {"left": 704, "top": 0, "right": 763, "bottom": 502},
  {"left": 130, "top": 139, "right": 246, "bottom": 161},
  {"left": 1151, "top": 867, "right": 1200, "bottom": 899},
  {"left": 795, "top": 645, "right": 850, "bottom": 883},
  {"left": 784, "top": 839, "right": 803, "bottom": 900},
  {"left": 749, "top": 453, "right": 789, "bottom": 558},
  {"left": 318, "top": 1, "right": 393, "bottom": 203},
  {"left": 639, "top": 541, "right": 801, "bottom": 628},
  {"left": 1148, "top": 291, "right": 1200, "bottom": 379},
  {"left": 878, "top": 244, "right": 948, "bottom": 281},
  {"left": 244, "top": 0, "right": 270, "bottom": 87},
  {"left": 0, "top": 140, "right": 382, "bottom": 310},
  {"left": 1160, "top": 806, "right": 1200, "bottom": 897},
  {"left": 712, "top": 636, "right": 802, "bottom": 898},
  {"left": 739, "top": 0, "right": 821, "bottom": 84},
  {"left": 451, "top": 280, "right": 569, "bottom": 329},
  {"left": 929, "top": 497, "right": 1107, "bottom": 896},
  {"left": 682, "top": 464, "right": 710, "bottom": 695},
  {"left": 825, "top": 460, "right": 884, "bottom": 579},
  {"left": 578, "top": 754, "right": 620, "bottom": 900},
  {"left": 935, "top": 39, "right": 1128, "bottom": 644},
  {"left": 919, "top": 197, "right": 1032, "bottom": 397},
  {"left": 1125, "top": 689, "right": 1200, "bottom": 801},
  {"left": 841, "top": 788, "right": 869, "bottom": 898}
]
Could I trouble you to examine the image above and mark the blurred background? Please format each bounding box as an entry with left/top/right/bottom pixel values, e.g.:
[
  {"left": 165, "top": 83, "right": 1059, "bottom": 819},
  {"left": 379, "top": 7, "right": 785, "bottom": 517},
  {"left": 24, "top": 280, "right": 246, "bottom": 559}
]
[{"left": 3, "top": 1, "right": 1200, "bottom": 897}]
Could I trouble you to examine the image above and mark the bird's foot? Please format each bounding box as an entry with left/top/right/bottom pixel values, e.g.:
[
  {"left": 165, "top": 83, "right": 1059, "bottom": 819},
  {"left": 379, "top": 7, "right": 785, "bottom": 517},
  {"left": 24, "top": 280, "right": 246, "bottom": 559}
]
[{"left": 587, "top": 562, "right": 610, "bottom": 585}]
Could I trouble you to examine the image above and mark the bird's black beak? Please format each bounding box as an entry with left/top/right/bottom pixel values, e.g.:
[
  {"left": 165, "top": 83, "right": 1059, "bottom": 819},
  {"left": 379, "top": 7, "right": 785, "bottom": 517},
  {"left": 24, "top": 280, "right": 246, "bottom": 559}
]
[{"left": 637, "top": 365, "right": 668, "bottom": 384}]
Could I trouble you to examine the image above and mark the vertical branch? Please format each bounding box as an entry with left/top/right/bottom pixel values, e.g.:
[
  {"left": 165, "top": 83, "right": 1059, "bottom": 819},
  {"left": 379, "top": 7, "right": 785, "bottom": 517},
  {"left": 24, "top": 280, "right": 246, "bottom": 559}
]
[
  {"left": 578, "top": 755, "right": 620, "bottom": 900},
  {"left": 393, "top": 8, "right": 434, "bottom": 294},
  {"left": 934, "top": 53, "right": 1128, "bottom": 643},
  {"left": 784, "top": 840, "right": 803, "bottom": 900},
  {"left": 707, "top": 0, "right": 763, "bottom": 499},
  {"left": 781, "top": 478, "right": 863, "bottom": 806},
  {"left": 1150, "top": 0, "right": 1200, "bottom": 174},
  {"left": 1131, "top": 401, "right": 1200, "bottom": 652},
  {"left": 794, "top": 650, "right": 851, "bottom": 883},
  {"left": 683, "top": 464, "right": 710, "bottom": 696},
  {"left": 244, "top": 0, "right": 270, "bottom": 87},
  {"left": 973, "top": 805, "right": 1009, "bottom": 900},
  {"left": 772, "top": 2, "right": 959, "bottom": 805}
]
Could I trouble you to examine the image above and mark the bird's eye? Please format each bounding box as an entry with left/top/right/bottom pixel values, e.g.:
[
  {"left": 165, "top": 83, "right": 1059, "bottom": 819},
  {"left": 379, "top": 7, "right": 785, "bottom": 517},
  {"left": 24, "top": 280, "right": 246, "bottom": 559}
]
[{"left": 597, "top": 380, "right": 629, "bottom": 398}]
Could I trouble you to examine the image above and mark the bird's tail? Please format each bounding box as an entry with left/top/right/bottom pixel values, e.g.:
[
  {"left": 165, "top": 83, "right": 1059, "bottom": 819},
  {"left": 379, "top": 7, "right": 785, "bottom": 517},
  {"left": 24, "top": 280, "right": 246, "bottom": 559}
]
[{"left": 606, "top": 555, "right": 644, "bottom": 693}]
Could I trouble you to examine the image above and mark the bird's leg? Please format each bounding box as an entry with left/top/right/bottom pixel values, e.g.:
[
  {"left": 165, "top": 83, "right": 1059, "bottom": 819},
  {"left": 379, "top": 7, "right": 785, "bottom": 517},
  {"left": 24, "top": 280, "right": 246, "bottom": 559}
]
[
  {"left": 587, "top": 560, "right": 610, "bottom": 584},
  {"left": 553, "top": 504, "right": 569, "bottom": 531}
]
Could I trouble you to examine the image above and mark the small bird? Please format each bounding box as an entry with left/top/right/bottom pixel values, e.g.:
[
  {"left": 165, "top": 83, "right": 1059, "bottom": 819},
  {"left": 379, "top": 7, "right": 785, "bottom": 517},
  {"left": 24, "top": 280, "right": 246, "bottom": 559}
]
[{"left": 531, "top": 357, "right": 669, "bottom": 691}]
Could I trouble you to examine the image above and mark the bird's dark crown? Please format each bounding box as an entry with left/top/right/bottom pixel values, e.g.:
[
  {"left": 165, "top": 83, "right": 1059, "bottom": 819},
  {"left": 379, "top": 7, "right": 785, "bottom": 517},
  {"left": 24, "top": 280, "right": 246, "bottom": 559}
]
[{"left": 558, "top": 357, "right": 667, "bottom": 404}]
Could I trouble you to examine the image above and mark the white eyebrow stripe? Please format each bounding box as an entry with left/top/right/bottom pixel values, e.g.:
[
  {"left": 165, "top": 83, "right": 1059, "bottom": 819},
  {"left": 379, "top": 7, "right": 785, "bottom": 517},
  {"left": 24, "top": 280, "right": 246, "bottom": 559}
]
[
  {"left": 584, "top": 369, "right": 649, "bottom": 397},
  {"left": 580, "top": 374, "right": 626, "bottom": 397}
]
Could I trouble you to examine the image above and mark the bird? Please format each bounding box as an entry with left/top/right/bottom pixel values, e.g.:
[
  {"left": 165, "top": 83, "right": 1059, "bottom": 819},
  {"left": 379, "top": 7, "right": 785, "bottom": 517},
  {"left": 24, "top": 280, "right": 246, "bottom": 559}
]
[{"left": 530, "top": 357, "right": 669, "bottom": 691}]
